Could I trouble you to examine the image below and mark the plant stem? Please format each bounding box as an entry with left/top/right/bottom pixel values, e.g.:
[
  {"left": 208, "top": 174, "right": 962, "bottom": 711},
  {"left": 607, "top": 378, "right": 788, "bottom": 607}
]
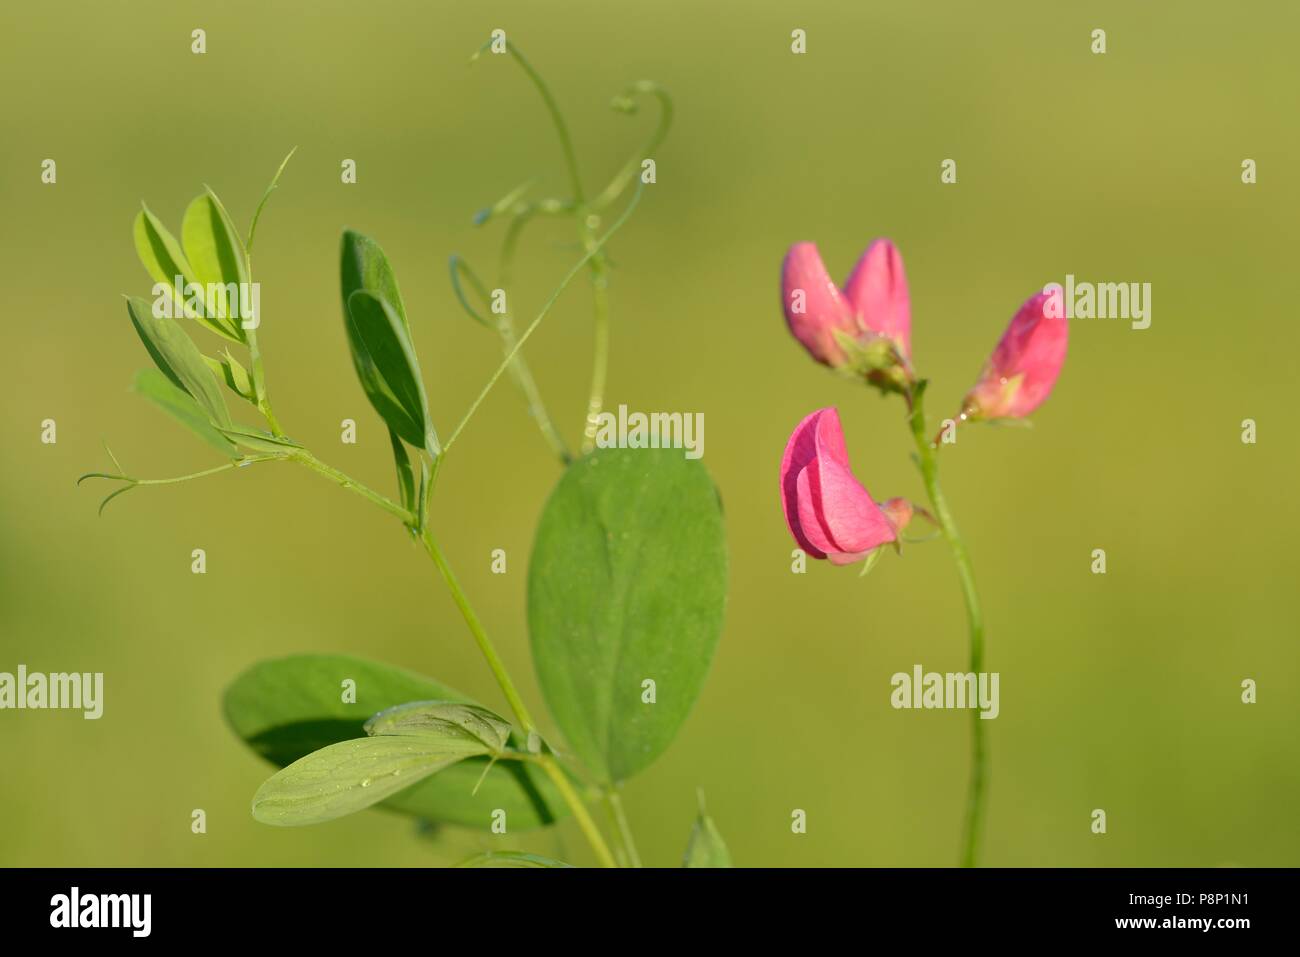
[
  {"left": 579, "top": 231, "right": 611, "bottom": 455},
  {"left": 603, "top": 788, "right": 642, "bottom": 868},
  {"left": 538, "top": 758, "right": 618, "bottom": 869},
  {"left": 419, "top": 526, "right": 536, "bottom": 732},
  {"left": 291, "top": 449, "right": 414, "bottom": 525},
  {"left": 907, "top": 384, "right": 988, "bottom": 868},
  {"left": 496, "top": 310, "right": 573, "bottom": 464},
  {"left": 418, "top": 525, "right": 618, "bottom": 868}
]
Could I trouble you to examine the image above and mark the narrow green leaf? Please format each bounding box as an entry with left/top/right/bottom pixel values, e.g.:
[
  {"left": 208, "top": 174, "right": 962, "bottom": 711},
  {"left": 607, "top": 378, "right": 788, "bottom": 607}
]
[
  {"left": 528, "top": 448, "right": 728, "bottom": 783},
  {"left": 364, "top": 701, "right": 512, "bottom": 754},
  {"left": 203, "top": 350, "right": 256, "bottom": 403},
  {"left": 344, "top": 289, "right": 435, "bottom": 453},
  {"left": 389, "top": 427, "right": 417, "bottom": 517},
  {"left": 132, "top": 369, "right": 238, "bottom": 458},
  {"left": 247, "top": 146, "right": 298, "bottom": 255},
  {"left": 683, "top": 796, "right": 733, "bottom": 867},
  {"left": 217, "top": 426, "right": 301, "bottom": 454},
  {"left": 133, "top": 205, "right": 196, "bottom": 291},
  {"left": 223, "top": 654, "right": 565, "bottom": 829},
  {"left": 126, "top": 297, "right": 232, "bottom": 429},
  {"left": 456, "top": 851, "right": 573, "bottom": 868},
  {"left": 181, "top": 189, "right": 250, "bottom": 337},
  {"left": 252, "top": 735, "right": 489, "bottom": 827}
]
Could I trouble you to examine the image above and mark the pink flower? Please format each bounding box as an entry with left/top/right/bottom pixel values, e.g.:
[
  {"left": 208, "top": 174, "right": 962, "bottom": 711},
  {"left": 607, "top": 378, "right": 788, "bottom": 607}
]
[
  {"left": 781, "top": 240, "right": 912, "bottom": 369},
  {"left": 780, "top": 408, "right": 907, "bottom": 565},
  {"left": 961, "top": 291, "right": 1068, "bottom": 420}
]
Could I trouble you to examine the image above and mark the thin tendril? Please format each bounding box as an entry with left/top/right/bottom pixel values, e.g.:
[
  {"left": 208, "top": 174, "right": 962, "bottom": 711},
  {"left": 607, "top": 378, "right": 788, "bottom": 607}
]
[
  {"left": 443, "top": 182, "right": 644, "bottom": 455},
  {"left": 592, "top": 82, "right": 674, "bottom": 211}
]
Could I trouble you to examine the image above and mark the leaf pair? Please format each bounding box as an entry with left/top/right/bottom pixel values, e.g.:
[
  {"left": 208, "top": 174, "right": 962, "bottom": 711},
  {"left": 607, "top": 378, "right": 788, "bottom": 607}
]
[
  {"left": 226, "top": 654, "right": 564, "bottom": 829},
  {"left": 133, "top": 191, "right": 250, "bottom": 342},
  {"left": 340, "top": 231, "right": 438, "bottom": 456},
  {"left": 339, "top": 231, "right": 437, "bottom": 527}
]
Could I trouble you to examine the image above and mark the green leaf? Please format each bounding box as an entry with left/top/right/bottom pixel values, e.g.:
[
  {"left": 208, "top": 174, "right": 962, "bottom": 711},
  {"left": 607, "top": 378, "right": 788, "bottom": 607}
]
[
  {"left": 389, "top": 428, "right": 417, "bottom": 524},
  {"left": 683, "top": 795, "right": 732, "bottom": 867},
  {"left": 126, "top": 297, "right": 232, "bottom": 429},
  {"left": 339, "top": 230, "right": 438, "bottom": 455},
  {"left": 456, "top": 851, "right": 573, "bottom": 868},
  {"left": 181, "top": 190, "right": 251, "bottom": 336},
  {"left": 528, "top": 448, "right": 728, "bottom": 783},
  {"left": 203, "top": 350, "right": 256, "bottom": 403},
  {"left": 133, "top": 205, "right": 240, "bottom": 342},
  {"left": 223, "top": 654, "right": 565, "bottom": 829},
  {"left": 216, "top": 426, "right": 301, "bottom": 454},
  {"left": 131, "top": 369, "right": 238, "bottom": 458},
  {"left": 344, "top": 289, "right": 436, "bottom": 453},
  {"left": 252, "top": 734, "right": 491, "bottom": 827},
  {"left": 133, "top": 205, "right": 196, "bottom": 291},
  {"left": 364, "top": 701, "right": 512, "bottom": 754},
  {"left": 340, "top": 228, "right": 410, "bottom": 331}
]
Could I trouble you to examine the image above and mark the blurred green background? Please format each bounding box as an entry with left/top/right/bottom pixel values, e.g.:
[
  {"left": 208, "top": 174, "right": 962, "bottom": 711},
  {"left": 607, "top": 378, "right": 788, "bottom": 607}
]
[{"left": 2, "top": 0, "right": 1296, "bottom": 867}]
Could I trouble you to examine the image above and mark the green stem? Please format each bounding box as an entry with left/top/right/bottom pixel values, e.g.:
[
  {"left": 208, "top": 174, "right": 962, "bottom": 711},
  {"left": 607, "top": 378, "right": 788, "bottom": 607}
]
[
  {"left": 418, "top": 525, "right": 618, "bottom": 868},
  {"left": 419, "top": 526, "right": 536, "bottom": 732},
  {"left": 291, "top": 449, "right": 414, "bottom": 525},
  {"left": 603, "top": 788, "right": 642, "bottom": 868},
  {"left": 907, "top": 384, "right": 988, "bottom": 868},
  {"left": 536, "top": 757, "right": 618, "bottom": 868},
  {"left": 579, "top": 232, "right": 611, "bottom": 455},
  {"left": 497, "top": 311, "right": 573, "bottom": 464},
  {"left": 499, "top": 43, "right": 585, "bottom": 204}
]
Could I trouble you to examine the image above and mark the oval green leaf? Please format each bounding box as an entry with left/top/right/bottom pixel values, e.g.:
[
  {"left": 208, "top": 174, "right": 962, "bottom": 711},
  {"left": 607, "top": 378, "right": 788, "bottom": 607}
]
[
  {"left": 527, "top": 448, "right": 728, "bottom": 783},
  {"left": 252, "top": 734, "right": 490, "bottom": 827},
  {"left": 224, "top": 654, "right": 565, "bottom": 829}
]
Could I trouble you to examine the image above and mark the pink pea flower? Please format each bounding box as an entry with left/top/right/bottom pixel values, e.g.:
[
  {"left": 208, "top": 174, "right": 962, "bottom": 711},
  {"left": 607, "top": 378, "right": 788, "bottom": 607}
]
[
  {"left": 781, "top": 240, "right": 912, "bottom": 376},
  {"left": 780, "top": 408, "right": 909, "bottom": 565},
  {"left": 961, "top": 290, "right": 1068, "bottom": 421}
]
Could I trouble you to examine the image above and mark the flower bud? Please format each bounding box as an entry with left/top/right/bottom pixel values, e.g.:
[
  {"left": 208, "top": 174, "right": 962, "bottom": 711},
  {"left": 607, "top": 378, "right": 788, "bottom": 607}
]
[
  {"left": 962, "top": 291, "right": 1068, "bottom": 421},
  {"left": 782, "top": 241, "right": 913, "bottom": 391}
]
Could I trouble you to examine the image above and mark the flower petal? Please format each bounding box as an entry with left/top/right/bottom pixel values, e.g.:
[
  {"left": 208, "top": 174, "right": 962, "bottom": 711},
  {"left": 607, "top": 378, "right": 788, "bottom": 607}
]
[
  {"left": 782, "top": 243, "right": 854, "bottom": 366},
  {"left": 843, "top": 239, "right": 911, "bottom": 359}
]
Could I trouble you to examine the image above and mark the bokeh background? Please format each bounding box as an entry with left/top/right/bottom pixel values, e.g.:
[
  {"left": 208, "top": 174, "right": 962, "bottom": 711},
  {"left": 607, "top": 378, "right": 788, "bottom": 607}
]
[{"left": 2, "top": 0, "right": 1296, "bottom": 867}]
